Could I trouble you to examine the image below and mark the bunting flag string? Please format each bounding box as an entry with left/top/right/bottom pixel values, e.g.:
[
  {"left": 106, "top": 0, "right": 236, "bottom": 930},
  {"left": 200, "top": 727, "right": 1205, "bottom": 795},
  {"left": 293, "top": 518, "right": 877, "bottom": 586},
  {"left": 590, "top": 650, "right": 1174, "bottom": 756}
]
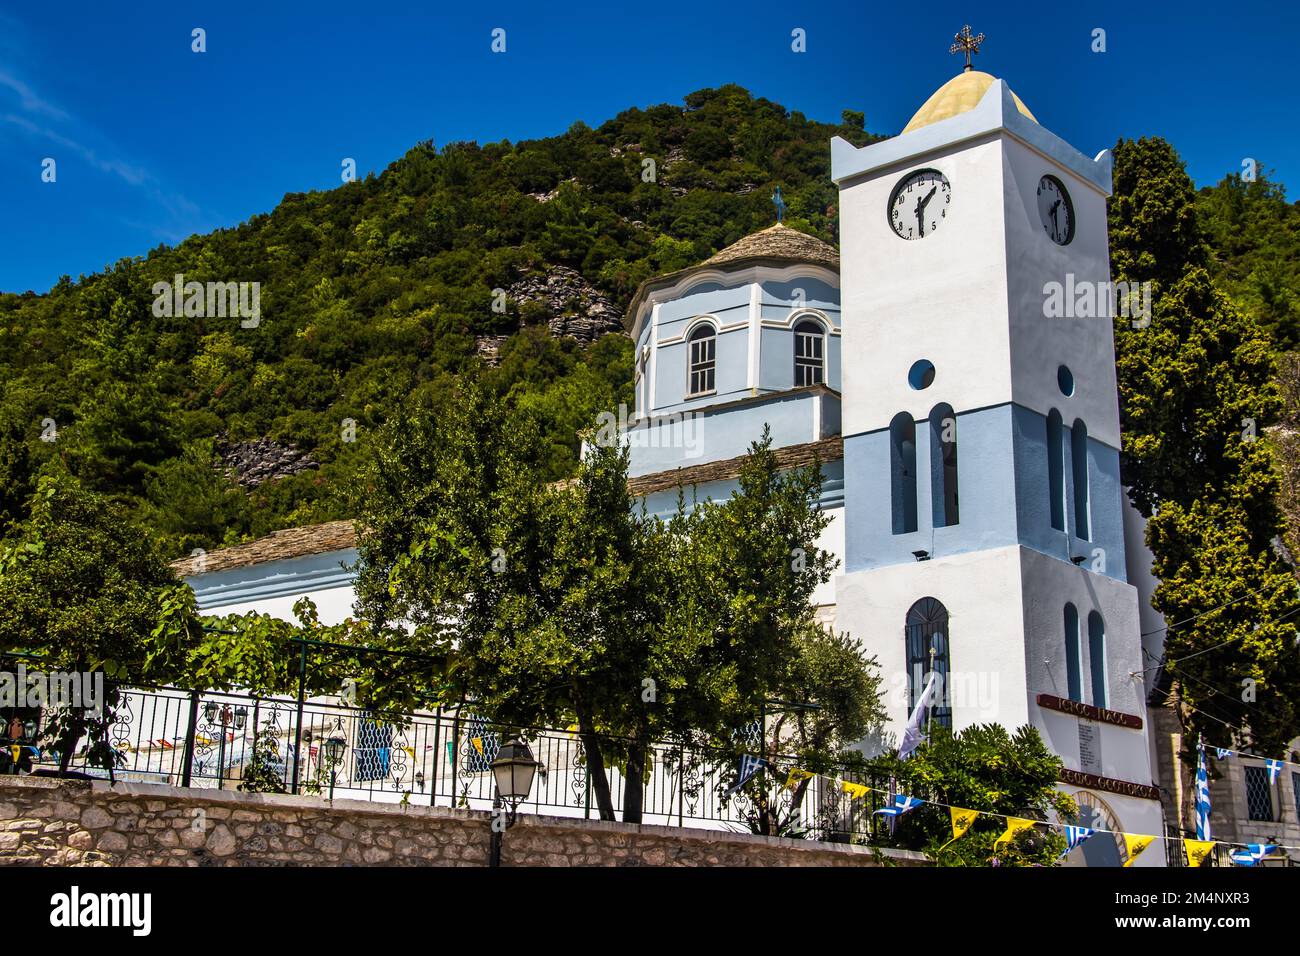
[
  {"left": 1229, "top": 844, "right": 1280, "bottom": 867},
  {"left": 937, "top": 807, "right": 980, "bottom": 851},
  {"left": 1265, "top": 759, "right": 1284, "bottom": 785},
  {"left": 740, "top": 763, "right": 1300, "bottom": 862},
  {"left": 873, "top": 794, "right": 922, "bottom": 817},
  {"left": 785, "top": 768, "right": 815, "bottom": 790},
  {"left": 1206, "top": 743, "right": 1300, "bottom": 772},
  {"left": 1184, "top": 839, "right": 1216, "bottom": 867},
  {"left": 728, "top": 753, "right": 767, "bottom": 794},
  {"left": 994, "top": 817, "right": 1037, "bottom": 848},
  {"left": 1122, "top": 833, "right": 1155, "bottom": 867},
  {"left": 840, "top": 780, "right": 871, "bottom": 800},
  {"left": 1060, "top": 826, "right": 1095, "bottom": 859}
]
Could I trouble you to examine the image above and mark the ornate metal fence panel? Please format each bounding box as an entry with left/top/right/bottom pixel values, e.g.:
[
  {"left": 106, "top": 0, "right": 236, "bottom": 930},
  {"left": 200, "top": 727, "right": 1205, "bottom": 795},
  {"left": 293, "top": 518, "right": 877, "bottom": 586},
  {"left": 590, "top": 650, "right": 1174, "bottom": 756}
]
[{"left": 29, "top": 684, "right": 882, "bottom": 844}]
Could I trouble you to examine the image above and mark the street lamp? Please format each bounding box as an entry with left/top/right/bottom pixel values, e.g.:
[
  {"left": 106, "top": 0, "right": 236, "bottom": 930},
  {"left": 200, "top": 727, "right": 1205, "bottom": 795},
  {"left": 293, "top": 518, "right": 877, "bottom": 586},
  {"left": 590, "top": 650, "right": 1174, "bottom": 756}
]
[
  {"left": 488, "top": 737, "right": 538, "bottom": 867},
  {"left": 323, "top": 736, "right": 347, "bottom": 800}
]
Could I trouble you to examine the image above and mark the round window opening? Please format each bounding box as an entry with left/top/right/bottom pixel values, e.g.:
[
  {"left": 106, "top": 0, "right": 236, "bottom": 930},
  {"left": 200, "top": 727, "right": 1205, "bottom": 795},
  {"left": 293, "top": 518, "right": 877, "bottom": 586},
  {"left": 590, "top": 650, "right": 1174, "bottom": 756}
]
[
  {"left": 908, "top": 359, "right": 936, "bottom": 390},
  {"left": 1057, "top": 365, "right": 1075, "bottom": 396}
]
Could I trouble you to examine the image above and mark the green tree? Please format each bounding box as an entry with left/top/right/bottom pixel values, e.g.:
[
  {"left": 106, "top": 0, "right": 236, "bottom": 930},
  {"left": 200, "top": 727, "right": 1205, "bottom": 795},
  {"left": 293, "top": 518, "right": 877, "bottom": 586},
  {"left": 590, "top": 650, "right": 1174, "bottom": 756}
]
[
  {"left": 353, "top": 381, "right": 876, "bottom": 823},
  {"left": 1109, "top": 138, "right": 1300, "bottom": 753},
  {"left": 866, "top": 724, "right": 1075, "bottom": 866},
  {"left": 1197, "top": 166, "right": 1300, "bottom": 351},
  {"left": 737, "top": 625, "right": 885, "bottom": 837},
  {"left": 0, "top": 467, "right": 191, "bottom": 773}
]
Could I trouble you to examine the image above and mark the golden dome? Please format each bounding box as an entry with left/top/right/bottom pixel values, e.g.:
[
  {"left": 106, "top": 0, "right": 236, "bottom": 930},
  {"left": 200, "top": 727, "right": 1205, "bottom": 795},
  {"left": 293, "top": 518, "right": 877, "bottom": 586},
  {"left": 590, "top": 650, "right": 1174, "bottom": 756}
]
[{"left": 902, "top": 70, "right": 1036, "bottom": 134}]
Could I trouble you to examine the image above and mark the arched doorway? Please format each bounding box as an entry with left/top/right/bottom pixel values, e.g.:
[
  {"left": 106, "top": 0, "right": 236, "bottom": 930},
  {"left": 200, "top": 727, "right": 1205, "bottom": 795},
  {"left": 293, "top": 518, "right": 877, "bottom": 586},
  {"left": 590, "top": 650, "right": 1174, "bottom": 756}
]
[{"left": 904, "top": 597, "right": 951, "bottom": 728}]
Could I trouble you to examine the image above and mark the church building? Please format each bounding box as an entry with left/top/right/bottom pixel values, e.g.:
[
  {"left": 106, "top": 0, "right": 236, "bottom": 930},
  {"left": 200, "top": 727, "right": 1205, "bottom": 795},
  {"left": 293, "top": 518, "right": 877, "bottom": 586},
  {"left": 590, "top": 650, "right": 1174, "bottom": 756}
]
[{"left": 177, "top": 53, "right": 1175, "bottom": 865}]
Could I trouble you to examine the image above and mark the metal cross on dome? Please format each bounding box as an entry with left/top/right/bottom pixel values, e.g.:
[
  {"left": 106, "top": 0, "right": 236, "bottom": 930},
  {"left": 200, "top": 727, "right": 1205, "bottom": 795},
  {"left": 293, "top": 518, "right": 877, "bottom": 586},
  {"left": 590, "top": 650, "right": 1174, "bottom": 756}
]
[{"left": 949, "top": 24, "right": 985, "bottom": 71}]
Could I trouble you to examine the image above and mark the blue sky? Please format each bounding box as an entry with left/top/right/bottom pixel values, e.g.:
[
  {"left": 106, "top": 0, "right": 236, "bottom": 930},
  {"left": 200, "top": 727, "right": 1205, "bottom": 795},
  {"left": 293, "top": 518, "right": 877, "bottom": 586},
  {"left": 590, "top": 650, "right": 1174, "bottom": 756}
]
[{"left": 1, "top": 1, "right": 1295, "bottom": 293}]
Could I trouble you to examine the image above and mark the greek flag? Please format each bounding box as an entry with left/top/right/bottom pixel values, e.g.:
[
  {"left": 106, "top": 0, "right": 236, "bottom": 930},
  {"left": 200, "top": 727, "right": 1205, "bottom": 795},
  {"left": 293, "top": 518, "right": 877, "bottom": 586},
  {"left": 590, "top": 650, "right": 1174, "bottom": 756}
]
[
  {"left": 872, "top": 794, "right": 922, "bottom": 817},
  {"left": 1229, "top": 843, "right": 1278, "bottom": 867},
  {"left": 1195, "top": 738, "right": 1212, "bottom": 841},
  {"left": 897, "top": 672, "right": 937, "bottom": 761},
  {"left": 1059, "top": 825, "right": 1095, "bottom": 859},
  {"left": 728, "top": 754, "right": 767, "bottom": 794},
  {"left": 1215, "top": 747, "right": 1233, "bottom": 760},
  {"left": 1266, "top": 759, "right": 1283, "bottom": 785}
]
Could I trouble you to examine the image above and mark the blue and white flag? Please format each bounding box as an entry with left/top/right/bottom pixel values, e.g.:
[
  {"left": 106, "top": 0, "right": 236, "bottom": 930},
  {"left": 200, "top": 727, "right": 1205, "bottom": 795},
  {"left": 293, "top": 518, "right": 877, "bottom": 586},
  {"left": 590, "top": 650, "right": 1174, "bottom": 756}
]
[
  {"left": 1215, "top": 747, "right": 1232, "bottom": 760},
  {"left": 728, "top": 753, "right": 767, "bottom": 794},
  {"left": 1266, "top": 759, "right": 1284, "bottom": 785},
  {"left": 1059, "top": 825, "right": 1095, "bottom": 859},
  {"left": 1195, "top": 737, "right": 1212, "bottom": 841},
  {"left": 872, "top": 794, "right": 922, "bottom": 817},
  {"left": 897, "top": 672, "right": 937, "bottom": 761},
  {"left": 1230, "top": 843, "right": 1278, "bottom": 867}
]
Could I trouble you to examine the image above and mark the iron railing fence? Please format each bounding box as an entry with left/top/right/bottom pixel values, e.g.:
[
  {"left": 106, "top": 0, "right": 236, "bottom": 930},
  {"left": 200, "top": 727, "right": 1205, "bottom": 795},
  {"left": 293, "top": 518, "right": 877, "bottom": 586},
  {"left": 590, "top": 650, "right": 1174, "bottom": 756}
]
[{"left": 14, "top": 684, "right": 899, "bottom": 844}]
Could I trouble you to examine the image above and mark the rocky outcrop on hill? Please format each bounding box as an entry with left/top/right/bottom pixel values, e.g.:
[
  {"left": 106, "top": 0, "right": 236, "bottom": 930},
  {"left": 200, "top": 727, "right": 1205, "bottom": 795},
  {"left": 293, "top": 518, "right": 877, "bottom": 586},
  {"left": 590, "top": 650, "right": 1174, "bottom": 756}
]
[
  {"left": 218, "top": 437, "right": 318, "bottom": 488},
  {"left": 512, "top": 266, "right": 624, "bottom": 343}
]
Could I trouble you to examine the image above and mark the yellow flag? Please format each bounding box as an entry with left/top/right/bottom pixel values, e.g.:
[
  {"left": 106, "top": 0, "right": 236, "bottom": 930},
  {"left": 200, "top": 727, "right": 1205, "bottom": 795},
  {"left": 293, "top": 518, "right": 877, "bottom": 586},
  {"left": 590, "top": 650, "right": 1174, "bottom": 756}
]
[
  {"left": 994, "top": 817, "right": 1037, "bottom": 848},
  {"left": 1184, "top": 839, "right": 1216, "bottom": 867},
  {"left": 785, "top": 768, "right": 815, "bottom": 790},
  {"left": 1123, "top": 833, "right": 1155, "bottom": 866},
  {"left": 8, "top": 746, "right": 19, "bottom": 763},
  {"left": 950, "top": 807, "right": 979, "bottom": 842},
  {"left": 840, "top": 781, "right": 871, "bottom": 800},
  {"left": 935, "top": 807, "right": 980, "bottom": 852},
  {"left": 471, "top": 737, "right": 484, "bottom": 755},
  {"left": 402, "top": 746, "right": 416, "bottom": 759}
]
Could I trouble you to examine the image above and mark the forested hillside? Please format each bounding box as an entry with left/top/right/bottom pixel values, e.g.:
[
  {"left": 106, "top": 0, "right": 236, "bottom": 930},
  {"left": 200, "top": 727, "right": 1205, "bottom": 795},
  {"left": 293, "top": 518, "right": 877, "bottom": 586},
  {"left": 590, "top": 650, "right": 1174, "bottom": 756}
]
[
  {"left": 0, "top": 86, "right": 877, "bottom": 556},
  {"left": 0, "top": 84, "right": 1296, "bottom": 566}
]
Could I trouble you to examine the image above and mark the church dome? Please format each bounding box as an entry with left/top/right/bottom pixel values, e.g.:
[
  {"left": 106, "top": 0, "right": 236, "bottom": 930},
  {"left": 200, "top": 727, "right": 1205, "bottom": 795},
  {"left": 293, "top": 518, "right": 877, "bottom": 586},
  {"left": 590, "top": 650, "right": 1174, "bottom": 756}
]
[
  {"left": 901, "top": 70, "right": 1036, "bottom": 134},
  {"left": 701, "top": 223, "right": 839, "bottom": 270},
  {"left": 625, "top": 223, "right": 838, "bottom": 334}
]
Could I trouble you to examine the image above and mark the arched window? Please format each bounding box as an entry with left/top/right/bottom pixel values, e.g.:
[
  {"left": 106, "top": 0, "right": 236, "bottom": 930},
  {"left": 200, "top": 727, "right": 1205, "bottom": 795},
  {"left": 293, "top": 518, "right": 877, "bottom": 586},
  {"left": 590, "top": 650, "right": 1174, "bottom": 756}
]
[
  {"left": 905, "top": 598, "right": 951, "bottom": 729},
  {"left": 890, "top": 413, "right": 918, "bottom": 535},
  {"left": 793, "top": 319, "right": 825, "bottom": 386},
  {"left": 1072, "top": 419, "right": 1090, "bottom": 539},
  {"left": 1064, "top": 603, "right": 1082, "bottom": 702},
  {"left": 1087, "top": 611, "right": 1107, "bottom": 708},
  {"left": 930, "top": 403, "right": 959, "bottom": 527},
  {"left": 1047, "top": 410, "right": 1065, "bottom": 532},
  {"left": 687, "top": 323, "right": 716, "bottom": 396}
]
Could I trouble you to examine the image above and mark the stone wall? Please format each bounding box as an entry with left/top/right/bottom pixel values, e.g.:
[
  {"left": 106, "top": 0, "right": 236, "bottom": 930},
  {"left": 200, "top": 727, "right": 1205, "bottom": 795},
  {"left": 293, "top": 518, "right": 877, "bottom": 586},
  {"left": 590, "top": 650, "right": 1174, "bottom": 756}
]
[{"left": 0, "top": 777, "right": 925, "bottom": 867}]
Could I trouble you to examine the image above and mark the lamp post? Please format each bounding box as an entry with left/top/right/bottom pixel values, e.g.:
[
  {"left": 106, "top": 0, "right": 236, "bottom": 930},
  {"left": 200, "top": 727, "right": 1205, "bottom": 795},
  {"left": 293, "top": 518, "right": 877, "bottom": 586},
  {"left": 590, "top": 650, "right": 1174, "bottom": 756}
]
[
  {"left": 488, "top": 737, "right": 538, "bottom": 867},
  {"left": 323, "top": 736, "right": 346, "bottom": 800},
  {"left": 204, "top": 703, "right": 248, "bottom": 789}
]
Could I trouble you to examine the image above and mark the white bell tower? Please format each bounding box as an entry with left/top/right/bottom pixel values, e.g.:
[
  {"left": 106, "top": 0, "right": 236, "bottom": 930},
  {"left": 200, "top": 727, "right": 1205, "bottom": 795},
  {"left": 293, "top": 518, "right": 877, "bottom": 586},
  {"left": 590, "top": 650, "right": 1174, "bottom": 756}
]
[{"left": 829, "top": 39, "right": 1165, "bottom": 863}]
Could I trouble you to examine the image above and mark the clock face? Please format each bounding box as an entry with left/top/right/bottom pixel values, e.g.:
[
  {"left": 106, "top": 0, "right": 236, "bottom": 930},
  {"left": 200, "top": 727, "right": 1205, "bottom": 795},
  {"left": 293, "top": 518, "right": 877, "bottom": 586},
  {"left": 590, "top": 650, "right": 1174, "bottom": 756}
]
[
  {"left": 1037, "top": 174, "right": 1075, "bottom": 245},
  {"left": 888, "top": 169, "right": 951, "bottom": 240}
]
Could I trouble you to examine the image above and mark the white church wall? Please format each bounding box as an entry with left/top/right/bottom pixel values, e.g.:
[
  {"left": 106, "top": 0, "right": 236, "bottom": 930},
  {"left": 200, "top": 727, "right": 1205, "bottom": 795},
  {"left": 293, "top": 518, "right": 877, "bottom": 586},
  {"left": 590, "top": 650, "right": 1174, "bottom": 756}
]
[
  {"left": 834, "top": 546, "right": 1031, "bottom": 732},
  {"left": 185, "top": 549, "right": 359, "bottom": 626},
  {"left": 1019, "top": 547, "right": 1147, "bottom": 721},
  {"left": 1001, "top": 135, "right": 1122, "bottom": 450},
  {"left": 836, "top": 133, "right": 1013, "bottom": 438}
]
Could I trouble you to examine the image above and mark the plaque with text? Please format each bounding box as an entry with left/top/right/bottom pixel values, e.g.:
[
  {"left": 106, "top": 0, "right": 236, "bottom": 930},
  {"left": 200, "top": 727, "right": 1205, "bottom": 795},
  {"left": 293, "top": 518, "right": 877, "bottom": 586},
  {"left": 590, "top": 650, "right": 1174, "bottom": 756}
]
[{"left": 1077, "top": 720, "right": 1102, "bottom": 775}]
